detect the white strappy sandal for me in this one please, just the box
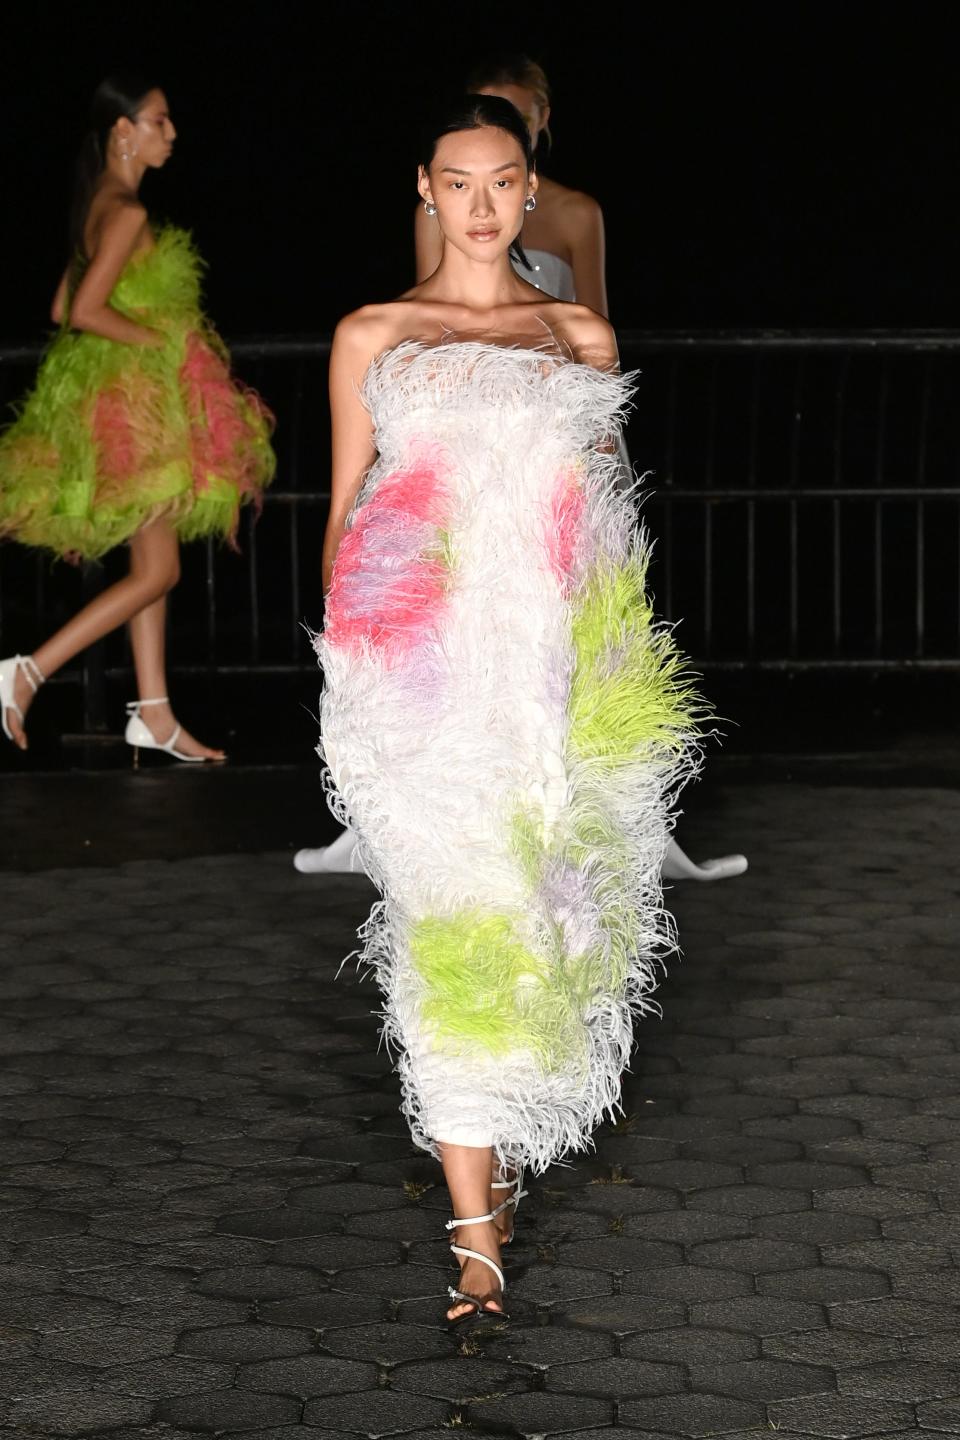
[491,1168,528,1247]
[0,654,45,747]
[124,697,206,767]
[444,1205,513,1329]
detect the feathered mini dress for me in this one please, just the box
[0,226,275,560]
[319,341,701,1175]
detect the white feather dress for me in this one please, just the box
[317,340,700,1174]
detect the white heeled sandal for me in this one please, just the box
[0,654,45,746]
[125,697,204,767]
[445,1207,511,1328]
[491,1168,528,1246]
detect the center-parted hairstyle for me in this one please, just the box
[69,73,158,268]
[419,94,535,269]
[465,53,552,153]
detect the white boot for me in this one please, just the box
[294,826,363,875]
[662,838,748,882]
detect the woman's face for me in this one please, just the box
[419,125,537,264]
[117,89,176,168]
[475,83,548,149]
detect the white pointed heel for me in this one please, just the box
[662,838,748,883]
[0,654,45,747]
[444,1209,509,1329]
[125,697,205,768]
[491,1168,528,1246]
[293,826,363,874]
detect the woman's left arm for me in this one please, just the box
[568,195,609,319]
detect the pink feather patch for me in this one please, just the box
[181,333,271,501]
[325,451,450,660]
[547,470,585,590]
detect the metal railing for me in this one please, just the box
[1,330,958,731]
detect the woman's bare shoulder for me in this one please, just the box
[333,299,433,359]
[551,303,618,368]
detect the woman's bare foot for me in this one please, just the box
[136,700,226,761]
[446,1219,505,1323]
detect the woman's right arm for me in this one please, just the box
[322,313,380,595]
[68,203,165,346]
[414,203,443,283]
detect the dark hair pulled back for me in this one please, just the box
[419,93,535,270]
[69,73,157,266]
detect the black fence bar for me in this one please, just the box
[2,330,959,732]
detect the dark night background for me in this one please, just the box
[3,2,958,340]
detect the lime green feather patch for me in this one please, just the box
[570,556,700,764]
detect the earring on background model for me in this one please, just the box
[424,200,437,216]
[524,195,537,212]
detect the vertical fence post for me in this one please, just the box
[80,563,108,733]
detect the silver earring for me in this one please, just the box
[524,195,537,212]
[424,201,437,217]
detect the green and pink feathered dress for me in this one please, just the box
[0,226,275,560]
[318,340,702,1175]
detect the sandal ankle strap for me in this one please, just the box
[20,655,45,691]
[126,696,170,714]
[445,1196,515,1232]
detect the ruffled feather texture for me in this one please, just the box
[0,227,275,560]
[318,340,703,1175]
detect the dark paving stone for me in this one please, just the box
[322,1322,452,1366]
[482,1325,614,1368]
[507,1264,613,1305]
[838,1360,960,1401]
[687,1184,809,1215]
[177,1323,317,1363]
[621,1209,752,1244]
[196,1264,324,1300]
[304,1388,450,1434]
[892,1270,960,1304]
[158,1389,301,1431]
[619,1392,765,1436]
[689,1236,817,1272]
[831,1298,959,1336]
[622,1327,759,1366]
[690,1295,828,1335]
[216,1208,346,1240]
[759,1267,891,1303]
[92,1356,233,1396]
[238,1353,378,1397]
[259,1294,385,1329]
[556,1296,686,1333]
[466,1391,612,1434]
[753,1210,881,1245]
[37,1325,178,1367]
[6,1392,153,1435]
[546,1355,682,1397]
[621,1264,752,1302]
[391,1356,528,1402]
[764,1328,903,1367]
[331,1264,447,1302]
[918,1399,960,1432]
[768,1394,916,1437]
[556,1236,679,1270]
[689,1357,835,1401]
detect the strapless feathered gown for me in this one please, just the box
[318,341,700,1174]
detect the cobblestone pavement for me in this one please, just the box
[1,779,959,1438]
